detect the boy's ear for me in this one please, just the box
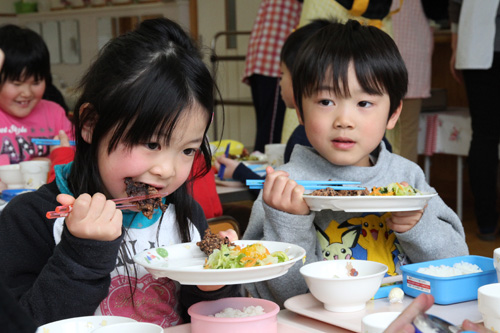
[79,103,95,144]
[386,101,403,130]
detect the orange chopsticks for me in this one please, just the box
[46,193,165,219]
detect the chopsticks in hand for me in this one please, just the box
[246,179,364,191]
[46,193,165,219]
[217,143,231,180]
[32,138,76,146]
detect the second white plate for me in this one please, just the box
[303,193,437,212]
[133,240,306,285]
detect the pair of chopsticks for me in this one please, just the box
[46,193,165,219]
[32,139,76,146]
[246,179,364,191]
[217,143,231,180]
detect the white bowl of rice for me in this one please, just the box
[188,297,279,333]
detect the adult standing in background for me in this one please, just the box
[449,0,500,240]
[391,0,433,163]
[243,0,303,153]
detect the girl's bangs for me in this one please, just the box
[105,66,203,151]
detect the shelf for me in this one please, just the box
[12,2,172,20]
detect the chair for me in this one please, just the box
[207,215,241,239]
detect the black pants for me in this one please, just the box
[463,52,500,234]
[248,74,286,153]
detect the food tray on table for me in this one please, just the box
[284,293,482,332]
[302,192,437,212]
[400,255,497,304]
[133,240,306,285]
[163,322,322,333]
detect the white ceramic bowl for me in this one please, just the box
[494,248,500,282]
[300,260,388,312]
[0,164,24,189]
[188,297,279,333]
[92,322,163,333]
[36,315,136,333]
[478,283,500,318]
[362,312,401,333]
[19,160,50,189]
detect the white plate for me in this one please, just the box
[303,193,437,212]
[36,315,137,333]
[133,240,306,285]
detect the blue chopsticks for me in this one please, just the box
[246,179,365,191]
[32,139,76,146]
[217,143,231,180]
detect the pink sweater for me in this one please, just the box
[0,99,73,165]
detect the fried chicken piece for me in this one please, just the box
[196,229,235,256]
[124,177,167,219]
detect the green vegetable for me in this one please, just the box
[204,244,290,269]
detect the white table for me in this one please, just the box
[163,294,481,333]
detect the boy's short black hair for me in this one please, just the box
[280,19,331,71]
[0,24,51,85]
[293,19,408,120]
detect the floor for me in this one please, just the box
[227,154,500,258]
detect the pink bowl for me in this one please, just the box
[188,297,279,333]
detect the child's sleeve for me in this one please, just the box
[393,173,469,262]
[47,147,75,183]
[242,194,319,308]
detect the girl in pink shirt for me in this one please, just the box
[0,24,73,166]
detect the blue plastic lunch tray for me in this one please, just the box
[400,255,497,304]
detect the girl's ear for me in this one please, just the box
[386,101,403,130]
[79,103,95,144]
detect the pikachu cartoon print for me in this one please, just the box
[316,213,402,276]
[316,227,360,260]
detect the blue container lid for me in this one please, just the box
[2,189,36,202]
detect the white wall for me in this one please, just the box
[198,0,260,149]
[0,0,16,14]
[0,0,260,149]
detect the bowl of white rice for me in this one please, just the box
[400,255,498,304]
[188,297,279,333]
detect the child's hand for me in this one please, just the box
[219,229,238,242]
[262,166,309,215]
[386,209,424,233]
[50,130,71,153]
[56,193,123,241]
[214,155,240,180]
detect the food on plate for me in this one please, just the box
[203,242,289,269]
[228,148,265,162]
[196,229,235,255]
[332,261,359,278]
[416,261,483,277]
[310,187,370,196]
[210,306,265,318]
[370,182,421,196]
[124,177,167,219]
[345,262,359,277]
